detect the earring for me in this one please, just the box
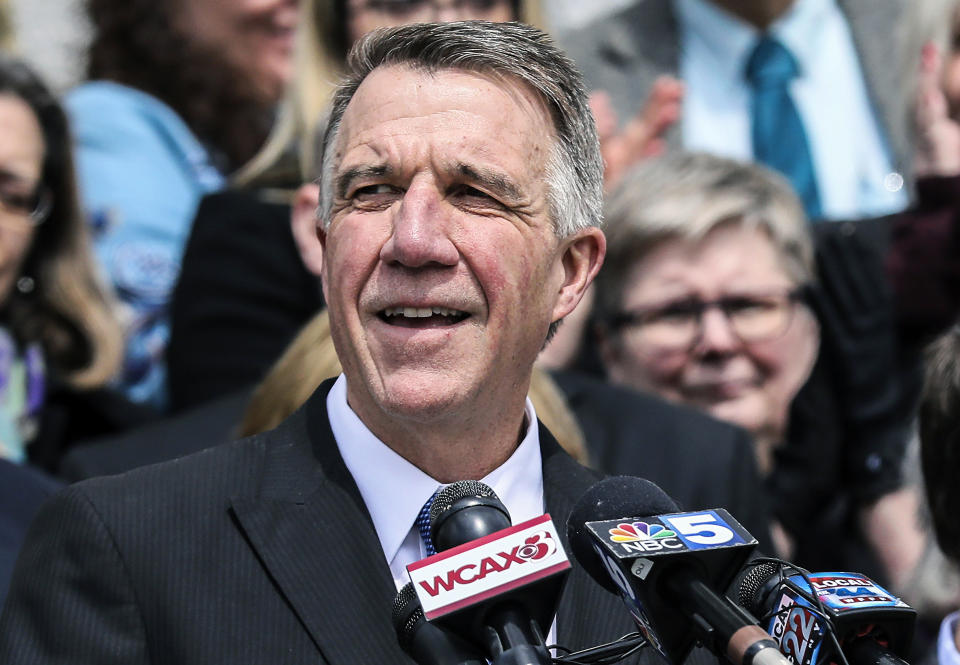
[16,276,34,294]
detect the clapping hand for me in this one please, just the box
[590,76,683,191]
[915,41,960,178]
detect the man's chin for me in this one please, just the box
[367,372,475,424]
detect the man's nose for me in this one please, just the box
[380,184,459,268]
[692,307,740,355]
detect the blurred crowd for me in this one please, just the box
[1,0,960,661]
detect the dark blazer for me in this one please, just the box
[167,189,323,413]
[0,379,718,665]
[0,461,61,608]
[58,389,252,482]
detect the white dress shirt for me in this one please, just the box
[676,0,907,219]
[327,374,546,591]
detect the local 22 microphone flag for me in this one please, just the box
[738,565,916,665]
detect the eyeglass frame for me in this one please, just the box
[606,286,812,353]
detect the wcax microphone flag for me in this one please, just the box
[407,513,569,633]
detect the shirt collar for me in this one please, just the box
[677,0,835,84]
[328,374,544,567]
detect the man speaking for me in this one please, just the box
[0,21,689,665]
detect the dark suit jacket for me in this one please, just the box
[0,379,718,664]
[0,461,61,609]
[58,389,252,482]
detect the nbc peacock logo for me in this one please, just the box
[608,522,677,543]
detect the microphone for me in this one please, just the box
[392,582,487,665]
[405,481,570,665]
[566,476,789,665]
[737,561,916,665]
[430,480,512,552]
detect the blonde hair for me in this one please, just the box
[234,0,550,185]
[239,309,588,464]
[0,54,123,388]
[595,152,813,326]
[35,191,124,389]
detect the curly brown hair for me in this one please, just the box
[85,0,275,169]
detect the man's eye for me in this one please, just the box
[354,184,398,198]
[450,184,501,206]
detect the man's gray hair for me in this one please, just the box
[595,152,814,324]
[317,21,603,237]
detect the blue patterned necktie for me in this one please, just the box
[415,489,440,556]
[745,35,822,220]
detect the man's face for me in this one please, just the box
[320,65,596,433]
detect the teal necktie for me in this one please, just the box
[745,36,822,220]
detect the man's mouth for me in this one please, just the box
[378,306,470,328]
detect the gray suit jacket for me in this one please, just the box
[559,0,911,179]
[0,379,719,665]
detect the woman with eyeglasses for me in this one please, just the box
[594,152,921,588]
[0,55,130,471]
[595,153,820,473]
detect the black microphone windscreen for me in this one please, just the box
[565,476,680,593]
[429,480,501,526]
[392,582,422,651]
[736,561,782,612]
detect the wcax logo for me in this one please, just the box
[407,514,570,620]
[417,531,556,597]
[608,522,685,553]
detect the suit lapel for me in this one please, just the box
[841,0,910,175]
[541,428,641,654]
[230,381,409,664]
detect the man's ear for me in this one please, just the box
[290,183,324,277]
[551,227,606,322]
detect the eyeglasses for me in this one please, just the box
[360,0,510,18]
[608,288,808,353]
[0,181,51,226]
